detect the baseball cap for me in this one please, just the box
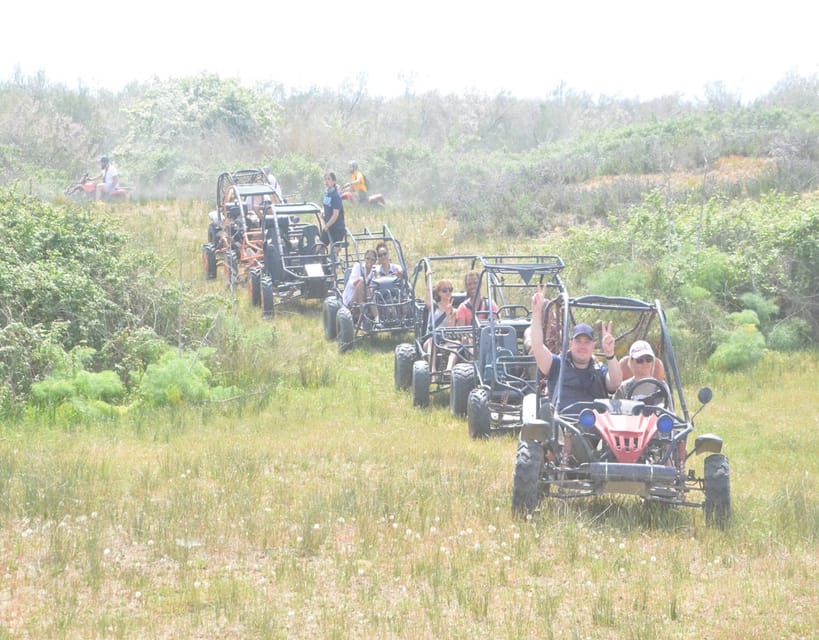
[629,340,655,359]
[571,323,595,340]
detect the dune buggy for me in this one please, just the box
[322,225,416,353]
[512,293,731,528]
[202,169,338,317]
[393,255,482,408]
[462,255,566,438]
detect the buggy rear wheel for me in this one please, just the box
[261,275,275,318]
[467,387,491,439]
[412,360,430,407]
[323,296,340,340]
[336,306,355,353]
[394,343,415,390]
[512,440,545,516]
[450,363,475,417]
[203,243,217,280]
[704,454,731,529]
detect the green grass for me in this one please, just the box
[0,201,816,638]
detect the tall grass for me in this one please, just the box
[0,201,816,638]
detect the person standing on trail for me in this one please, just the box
[321,172,346,250]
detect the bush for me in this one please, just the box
[739,292,779,332]
[138,350,237,407]
[767,317,813,351]
[31,370,125,406]
[584,263,649,298]
[707,324,766,372]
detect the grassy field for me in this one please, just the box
[0,201,816,639]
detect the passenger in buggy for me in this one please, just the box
[374,242,403,278]
[343,248,377,308]
[614,340,671,406]
[370,242,408,324]
[424,278,457,372]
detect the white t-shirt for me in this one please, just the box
[342,262,373,307]
[102,164,119,191]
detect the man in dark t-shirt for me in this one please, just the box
[529,285,622,411]
[321,172,346,248]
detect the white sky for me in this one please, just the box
[3,1,816,102]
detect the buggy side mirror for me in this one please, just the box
[697,387,713,405]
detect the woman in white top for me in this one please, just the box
[342,249,377,307]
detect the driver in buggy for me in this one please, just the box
[529,285,622,412]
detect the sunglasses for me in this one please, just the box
[439,287,453,293]
[378,252,388,258]
[634,356,654,364]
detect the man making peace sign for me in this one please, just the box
[529,285,622,411]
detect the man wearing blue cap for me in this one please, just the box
[529,285,622,411]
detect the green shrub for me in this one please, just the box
[739,292,779,331]
[584,263,649,298]
[137,351,237,407]
[707,324,766,371]
[30,370,125,406]
[767,317,813,351]
[728,309,760,328]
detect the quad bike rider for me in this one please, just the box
[65,155,130,202]
[341,161,385,207]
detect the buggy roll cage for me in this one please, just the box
[469,255,566,398]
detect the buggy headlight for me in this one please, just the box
[657,414,674,434]
[579,409,596,430]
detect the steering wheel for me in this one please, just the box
[626,377,671,408]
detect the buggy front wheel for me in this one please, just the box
[394,343,415,390]
[336,306,355,353]
[467,387,491,439]
[249,268,261,306]
[323,296,340,340]
[450,363,475,417]
[261,275,275,318]
[512,440,545,516]
[412,360,430,407]
[203,243,217,280]
[704,454,731,529]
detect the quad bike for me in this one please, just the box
[512,294,731,529]
[341,184,386,207]
[64,174,131,202]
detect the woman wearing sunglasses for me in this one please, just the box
[614,340,670,404]
[424,278,457,372]
[374,242,404,278]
